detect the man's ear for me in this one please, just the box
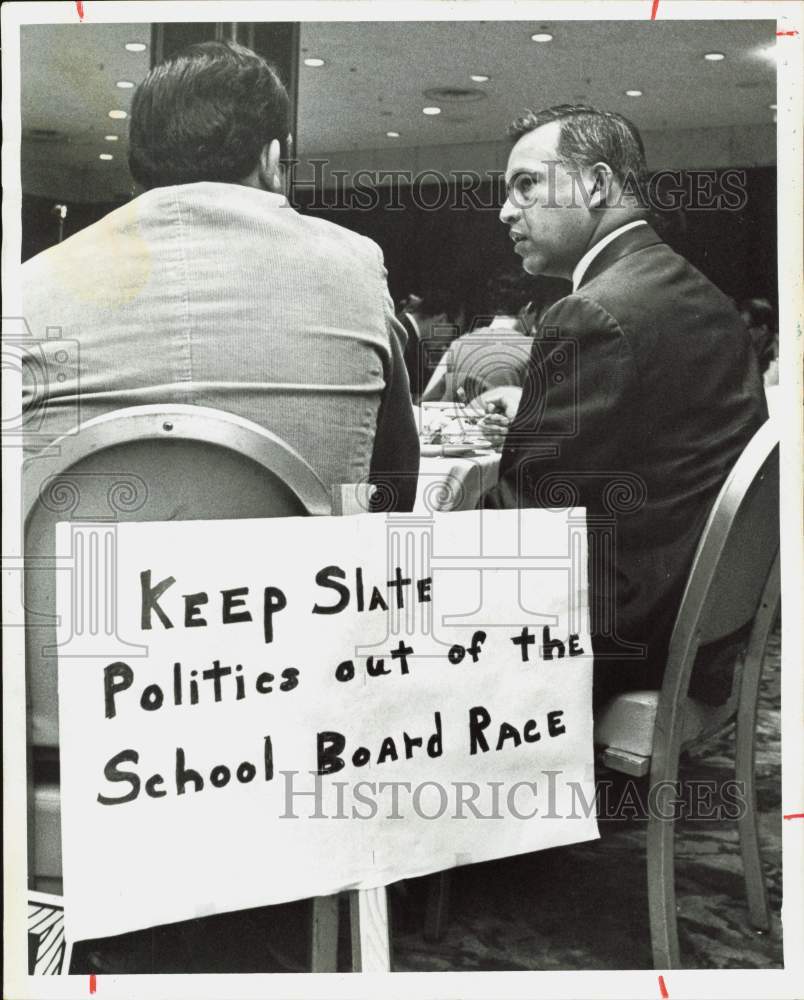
[257,139,284,194]
[588,162,616,209]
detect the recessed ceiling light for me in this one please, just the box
[104,135,119,141]
[108,109,127,119]
[125,42,147,52]
[531,32,553,43]
[422,106,441,116]
[99,153,114,161]
[116,80,135,89]
[303,57,325,67]
[470,74,490,83]
[386,131,400,138]
[703,52,726,61]
[625,89,643,97]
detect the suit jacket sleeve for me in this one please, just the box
[483,294,638,510]
[369,288,421,512]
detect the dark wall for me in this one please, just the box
[659,168,777,310]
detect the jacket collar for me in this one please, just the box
[577,221,664,289]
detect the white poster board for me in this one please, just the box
[56,508,597,942]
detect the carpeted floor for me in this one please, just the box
[392,623,783,971]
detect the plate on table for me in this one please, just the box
[420,442,492,457]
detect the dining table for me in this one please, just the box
[414,452,501,512]
[412,403,502,513]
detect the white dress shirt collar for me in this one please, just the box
[571,219,647,291]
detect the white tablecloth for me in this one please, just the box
[414,452,501,512]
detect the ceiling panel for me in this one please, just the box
[297,20,776,152]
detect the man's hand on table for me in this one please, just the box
[471,386,523,449]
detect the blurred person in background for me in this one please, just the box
[397,283,464,401]
[739,297,778,387]
[422,269,565,403]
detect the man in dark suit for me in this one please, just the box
[480,105,768,705]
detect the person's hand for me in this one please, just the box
[478,411,510,449]
[472,386,523,419]
[471,386,523,449]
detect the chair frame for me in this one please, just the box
[640,421,779,967]
[23,403,332,521]
[426,420,780,970]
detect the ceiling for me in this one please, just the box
[297,20,776,150]
[21,23,150,199]
[20,19,776,202]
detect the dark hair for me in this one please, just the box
[508,104,648,197]
[402,278,464,323]
[129,40,291,190]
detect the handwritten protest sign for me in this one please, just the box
[56,508,597,941]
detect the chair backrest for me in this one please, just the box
[684,420,779,646]
[655,419,779,748]
[24,404,332,747]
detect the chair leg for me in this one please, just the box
[349,888,392,972]
[646,774,681,968]
[735,667,770,930]
[734,580,778,932]
[424,871,451,943]
[310,894,340,972]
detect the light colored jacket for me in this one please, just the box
[22,182,418,507]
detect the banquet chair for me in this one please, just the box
[594,418,779,968]
[425,419,780,970]
[23,403,339,968]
